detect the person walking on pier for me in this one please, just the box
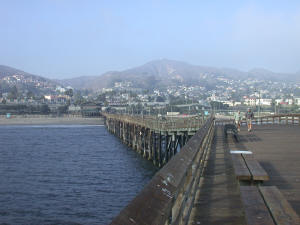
[234,110,242,131]
[246,108,254,132]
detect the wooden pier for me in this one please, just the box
[108,113,300,225]
[103,113,205,167]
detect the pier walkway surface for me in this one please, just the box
[189,124,300,225]
[233,125,300,215]
[189,126,246,225]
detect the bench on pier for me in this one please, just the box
[231,152,269,183]
[240,186,300,225]
[224,123,239,140]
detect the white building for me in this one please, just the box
[286,99,293,105]
[244,98,256,106]
[44,95,54,101]
[221,100,242,107]
[244,98,272,106]
[294,98,300,106]
[275,99,283,105]
[68,105,81,112]
[258,99,272,106]
[56,86,66,93]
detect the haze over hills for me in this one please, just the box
[1,60,300,94]
[59,59,300,91]
[0,65,60,94]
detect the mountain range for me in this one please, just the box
[60,59,300,91]
[1,59,299,93]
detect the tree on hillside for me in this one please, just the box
[97,93,106,102]
[156,96,165,102]
[148,96,154,102]
[34,95,45,101]
[106,90,116,97]
[293,87,300,96]
[26,91,35,99]
[7,85,18,100]
[129,92,137,98]
[66,99,71,106]
[65,89,73,97]
[143,89,150,94]
[73,90,85,105]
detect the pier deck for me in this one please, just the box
[190,124,300,224]
[189,126,246,225]
[231,124,300,216]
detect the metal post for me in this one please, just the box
[258,91,261,120]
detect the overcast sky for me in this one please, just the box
[1,0,300,79]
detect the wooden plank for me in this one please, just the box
[231,154,251,180]
[240,186,275,225]
[190,127,247,225]
[242,154,269,181]
[234,125,300,215]
[259,186,300,225]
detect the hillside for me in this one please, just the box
[59,59,245,91]
[1,60,299,94]
[60,59,299,91]
[0,65,59,94]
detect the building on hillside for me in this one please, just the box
[68,105,81,113]
[244,98,256,106]
[257,99,272,106]
[244,98,272,106]
[44,95,54,101]
[45,95,70,104]
[275,99,283,105]
[56,86,66,93]
[294,98,300,106]
[81,104,101,117]
[220,100,242,107]
[285,99,294,105]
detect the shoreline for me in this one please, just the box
[0,116,104,125]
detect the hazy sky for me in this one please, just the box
[1,0,300,78]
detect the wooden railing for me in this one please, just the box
[242,113,300,125]
[109,117,215,225]
[102,112,206,132]
[215,113,300,126]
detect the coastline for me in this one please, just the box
[0,115,104,125]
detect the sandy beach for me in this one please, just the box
[0,115,104,125]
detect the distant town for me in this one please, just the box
[1,73,300,117]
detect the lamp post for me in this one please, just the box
[254,89,261,123]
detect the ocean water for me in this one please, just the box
[0,125,157,225]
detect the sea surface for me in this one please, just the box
[0,125,157,225]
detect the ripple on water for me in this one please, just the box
[0,125,157,225]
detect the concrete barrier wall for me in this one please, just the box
[110,117,215,225]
